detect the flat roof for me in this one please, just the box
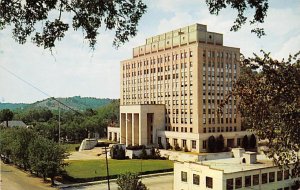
[201,155,275,173]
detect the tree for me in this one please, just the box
[242,135,249,149]
[249,134,257,149]
[216,134,224,152]
[10,128,36,170]
[28,136,67,185]
[116,172,148,190]
[221,51,300,176]
[207,135,216,153]
[0,0,147,50]
[0,109,14,127]
[205,0,269,37]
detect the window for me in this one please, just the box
[269,172,275,183]
[262,173,268,184]
[181,171,187,182]
[284,170,289,180]
[245,175,251,187]
[193,174,200,185]
[226,179,233,190]
[235,177,242,189]
[253,174,259,186]
[192,140,196,149]
[277,171,283,181]
[206,177,213,188]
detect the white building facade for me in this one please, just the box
[174,149,299,190]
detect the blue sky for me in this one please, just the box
[1,0,300,103]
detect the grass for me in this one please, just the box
[62,143,81,152]
[65,159,174,178]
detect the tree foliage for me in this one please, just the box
[221,51,300,175]
[116,172,148,190]
[0,127,67,185]
[0,109,14,127]
[0,0,147,50]
[205,0,268,37]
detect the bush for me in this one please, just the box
[242,135,249,149]
[165,142,171,150]
[139,146,148,159]
[116,172,148,190]
[207,135,216,153]
[216,134,224,152]
[111,145,126,160]
[184,146,188,152]
[75,146,80,151]
[249,134,256,149]
[174,143,181,151]
[158,142,163,149]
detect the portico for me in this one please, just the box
[120,104,165,146]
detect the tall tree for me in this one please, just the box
[0,0,147,50]
[221,51,300,176]
[28,136,67,185]
[0,109,14,127]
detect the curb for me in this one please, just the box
[58,172,173,189]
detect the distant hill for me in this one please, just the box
[0,96,114,111]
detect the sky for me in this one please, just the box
[0,0,299,103]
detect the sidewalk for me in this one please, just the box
[58,172,173,189]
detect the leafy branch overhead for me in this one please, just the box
[205,0,269,37]
[0,0,147,50]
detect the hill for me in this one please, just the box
[0,96,114,111]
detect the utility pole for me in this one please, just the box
[58,104,61,145]
[105,145,110,190]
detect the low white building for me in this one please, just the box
[174,148,299,190]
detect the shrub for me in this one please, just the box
[165,142,171,150]
[184,146,188,152]
[249,134,257,149]
[216,134,224,152]
[116,172,148,190]
[242,135,249,149]
[139,146,148,159]
[207,135,216,153]
[174,143,181,151]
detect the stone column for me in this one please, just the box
[120,113,126,144]
[126,113,132,146]
[132,113,139,145]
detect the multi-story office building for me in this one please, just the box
[108,23,251,152]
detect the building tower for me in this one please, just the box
[108,23,250,152]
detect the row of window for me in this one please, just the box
[226,170,296,189]
[181,170,296,189]
[181,172,213,188]
[123,51,193,70]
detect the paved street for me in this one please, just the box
[0,161,57,190]
[62,174,173,190]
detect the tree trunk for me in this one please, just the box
[51,176,55,186]
[6,120,8,127]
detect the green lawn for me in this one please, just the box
[65,159,173,178]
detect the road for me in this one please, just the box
[0,161,57,190]
[62,174,173,190]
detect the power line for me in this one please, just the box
[0,64,82,115]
